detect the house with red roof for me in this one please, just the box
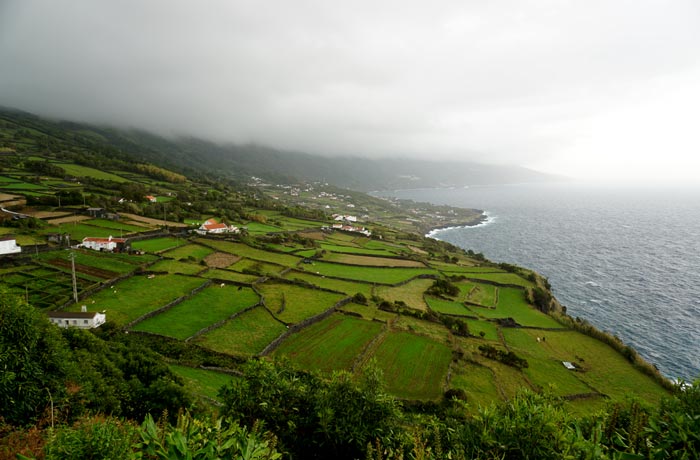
[196,218,239,235]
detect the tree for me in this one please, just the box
[0,289,72,425]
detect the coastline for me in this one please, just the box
[424,210,494,238]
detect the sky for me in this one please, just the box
[1,1,699,185]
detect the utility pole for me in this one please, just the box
[69,251,78,304]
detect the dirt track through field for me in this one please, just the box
[47,215,92,225]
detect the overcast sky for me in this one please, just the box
[1,1,699,185]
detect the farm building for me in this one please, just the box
[196,218,239,235]
[82,236,129,252]
[145,195,157,203]
[0,236,21,255]
[47,310,106,329]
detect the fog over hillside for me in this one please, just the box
[1,1,699,185]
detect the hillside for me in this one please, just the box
[1,108,693,460]
[0,107,560,191]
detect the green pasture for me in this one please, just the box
[275,216,324,231]
[83,218,148,233]
[463,272,534,288]
[201,269,259,284]
[37,223,115,241]
[338,304,397,323]
[37,249,142,275]
[361,240,403,254]
[320,243,394,257]
[449,363,502,407]
[168,365,236,401]
[393,315,451,343]
[322,252,426,268]
[470,287,563,329]
[195,239,300,267]
[132,285,259,340]
[275,314,382,373]
[256,282,345,324]
[375,278,433,310]
[464,319,500,341]
[520,330,669,403]
[56,163,130,182]
[229,258,286,276]
[195,307,286,356]
[371,332,452,400]
[298,261,436,284]
[262,243,305,253]
[426,296,473,316]
[0,181,48,190]
[70,274,205,325]
[244,222,283,234]
[131,237,186,253]
[283,270,373,297]
[162,243,215,261]
[148,259,203,275]
[459,281,497,306]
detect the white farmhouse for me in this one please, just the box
[0,236,21,255]
[82,236,128,252]
[48,309,106,329]
[196,218,238,235]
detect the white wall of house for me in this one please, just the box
[0,239,21,255]
[49,313,106,329]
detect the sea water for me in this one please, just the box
[378,183,700,382]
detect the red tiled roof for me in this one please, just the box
[204,223,228,230]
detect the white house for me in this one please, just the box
[0,236,21,255]
[196,218,238,235]
[82,236,128,252]
[48,309,106,329]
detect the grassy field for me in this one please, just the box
[459,281,497,306]
[161,243,215,261]
[464,319,500,341]
[256,282,345,324]
[338,304,397,323]
[298,261,436,284]
[38,223,119,241]
[194,239,300,267]
[131,237,187,253]
[229,258,286,276]
[393,315,452,343]
[319,243,395,257]
[244,222,284,234]
[375,278,433,310]
[283,270,373,297]
[37,249,144,275]
[148,259,204,275]
[425,296,473,316]
[201,269,260,284]
[322,253,426,267]
[518,329,669,403]
[131,285,259,339]
[56,163,130,182]
[449,363,503,407]
[70,274,205,325]
[83,218,149,233]
[471,287,564,329]
[195,307,286,356]
[275,315,383,372]
[463,272,534,288]
[168,364,236,401]
[371,331,452,400]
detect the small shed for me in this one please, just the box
[562,361,576,370]
[0,236,21,255]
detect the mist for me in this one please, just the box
[1,0,699,185]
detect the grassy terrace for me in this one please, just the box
[132,285,259,339]
[460,281,497,306]
[168,365,236,402]
[132,237,187,253]
[425,296,473,316]
[201,269,260,284]
[148,259,204,275]
[461,272,534,288]
[371,331,452,400]
[230,258,286,276]
[256,281,345,324]
[194,238,300,267]
[322,252,426,267]
[56,163,130,182]
[275,315,383,372]
[283,270,374,297]
[319,243,397,257]
[69,274,205,325]
[194,307,286,356]
[36,249,150,275]
[296,260,436,284]
[82,218,150,233]
[375,278,434,310]
[468,287,564,329]
[161,244,215,261]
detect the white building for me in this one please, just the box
[82,236,128,252]
[48,310,106,329]
[0,236,21,255]
[196,218,238,235]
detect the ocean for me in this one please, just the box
[378,183,700,382]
